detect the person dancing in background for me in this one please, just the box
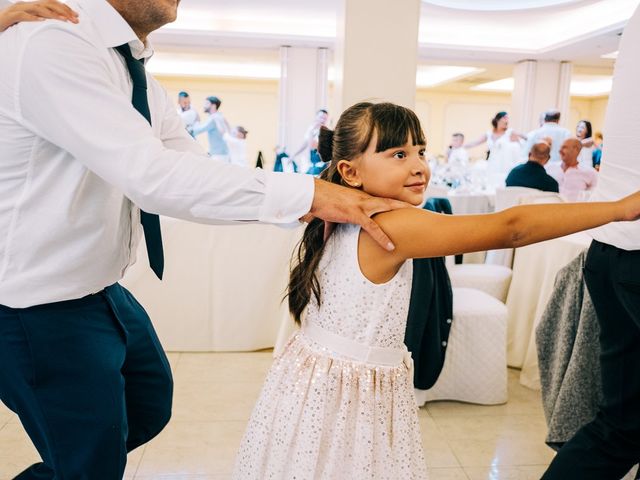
[233,101,640,479]
[575,119,596,169]
[291,109,331,175]
[464,111,527,179]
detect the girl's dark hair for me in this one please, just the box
[287,102,426,323]
[491,111,508,129]
[578,119,593,140]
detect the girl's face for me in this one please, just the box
[338,133,430,206]
[497,115,509,130]
[576,122,587,138]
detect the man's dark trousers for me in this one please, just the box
[543,240,640,479]
[0,283,173,479]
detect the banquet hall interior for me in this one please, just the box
[1,0,639,479]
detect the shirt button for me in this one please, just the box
[442,341,447,347]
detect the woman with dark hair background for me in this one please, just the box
[576,119,596,169]
[464,111,527,181]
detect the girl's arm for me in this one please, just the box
[581,137,595,148]
[511,131,527,142]
[0,0,78,32]
[462,133,488,149]
[358,194,640,282]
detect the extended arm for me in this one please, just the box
[362,195,639,270]
[463,133,488,149]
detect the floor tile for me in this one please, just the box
[135,421,245,476]
[428,467,471,480]
[171,381,261,422]
[447,436,554,467]
[173,352,273,384]
[464,465,549,480]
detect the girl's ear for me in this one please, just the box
[336,159,362,188]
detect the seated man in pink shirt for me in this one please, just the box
[548,138,598,201]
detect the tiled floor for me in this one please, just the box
[0,352,555,480]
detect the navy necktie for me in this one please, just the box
[115,43,164,280]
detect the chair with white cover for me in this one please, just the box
[415,287,508,406]
[446,260,513,303]
[485,187,542,267]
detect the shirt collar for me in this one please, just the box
[78,0,154,60]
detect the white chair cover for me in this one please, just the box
[448,264,513,303]
[415,287,508,406]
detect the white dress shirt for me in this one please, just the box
[525,123,571,164]
[0,0,313,307]
[590,5,640,251]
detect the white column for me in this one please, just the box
[278,46,330,153]
[333,0,421,113]
[511,60,573,132]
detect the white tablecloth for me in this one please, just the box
[447,190,496,215]
[121,219,303,351]
[426,185,496,215]
[505,232,593,389]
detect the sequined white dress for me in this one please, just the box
[232,224,427,479]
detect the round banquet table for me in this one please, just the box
[505,232,593,389]
[121,218,303,351]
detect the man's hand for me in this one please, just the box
[305,178,413,251]
[0,0,78,32]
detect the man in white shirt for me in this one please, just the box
[542,5,640,479]
[525,109,571,165]
[548,138,598,201]
[0,1,406,478]
[176,90,199,136]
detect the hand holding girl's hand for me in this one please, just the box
[0,0,78,32]
[617,191,640,222]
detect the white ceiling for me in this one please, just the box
[148,0,640,94]
[153,0,637,67]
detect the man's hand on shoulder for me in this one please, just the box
[0,0,78,32]
[306,178,412,252]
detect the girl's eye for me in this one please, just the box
[419,149,426,157]
[393,151,406,159]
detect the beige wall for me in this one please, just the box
[157,75,279,168]
[156,75,608,168]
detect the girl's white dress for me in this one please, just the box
[232,224,427,479]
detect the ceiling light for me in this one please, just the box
[570,75,613,97]
[471,77,515,92]
[472,75,613,96]
[422,0,583,11]
[147,54,280,79]
[601,51,619,59]
[416,65,484,88]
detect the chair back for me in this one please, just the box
[495,186,541,211]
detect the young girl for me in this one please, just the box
[232,102,640,479]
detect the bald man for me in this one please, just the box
[548,137,598,201]
[506,141,559,192]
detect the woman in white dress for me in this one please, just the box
[465,111,527,177]
[232,102,640,480]
[576,119,595,169]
